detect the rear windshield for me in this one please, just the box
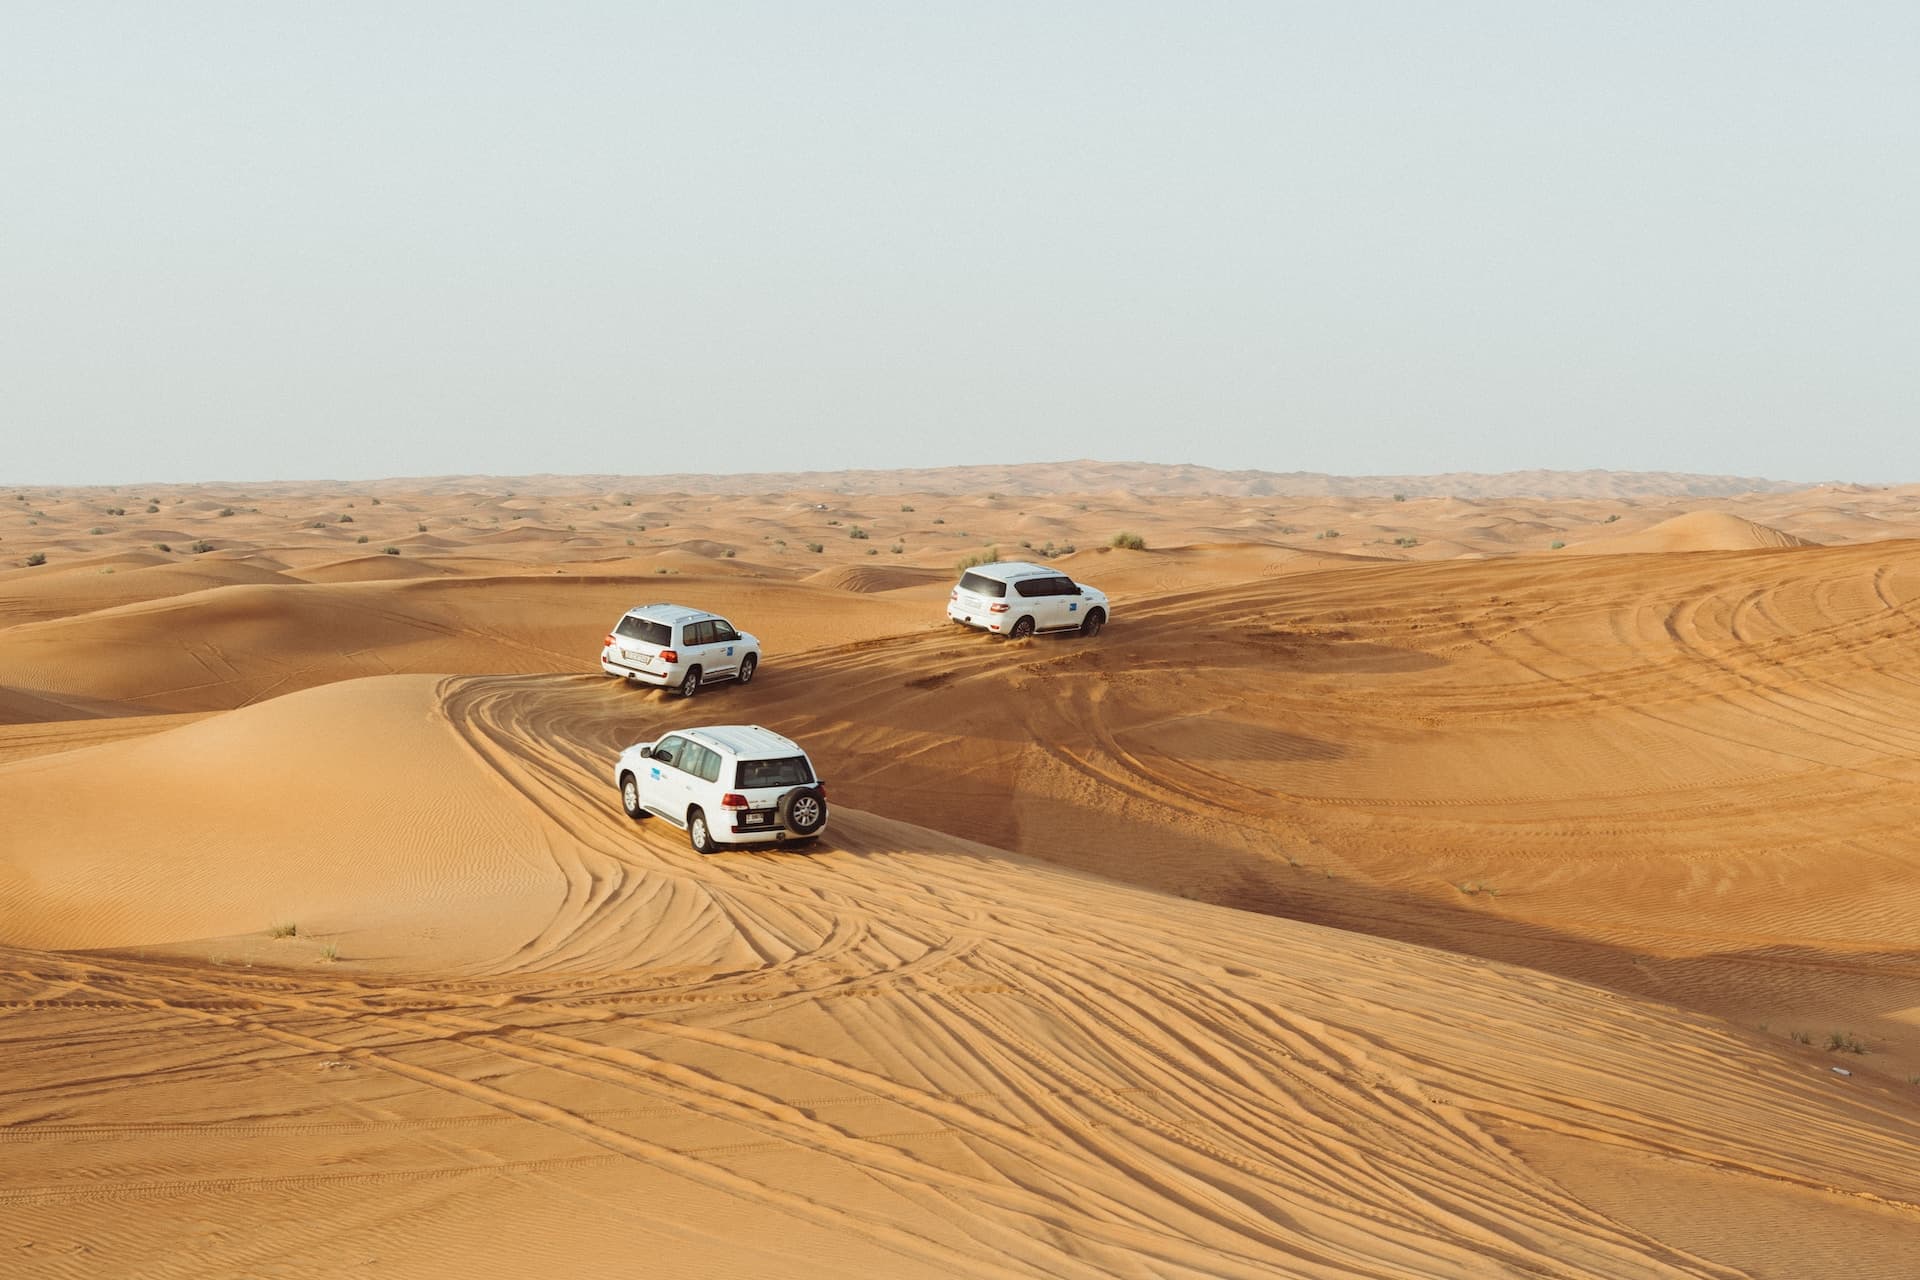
[958,572,1006,598]
[615,615,672,646]
[736,756,815,789]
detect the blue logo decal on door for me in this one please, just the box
[649,767,662,780]
[727,645,734,656]
[1069,602,1079,612]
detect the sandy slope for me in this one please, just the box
[5,476,1920,1277]
[5,674,1919,1278]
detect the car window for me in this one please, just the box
[1013,578,1048,598]
[683,620,714,646]
[615,616,671,646]
[710,620,740,643]
[686,743,723,783]
[736,756,814,789]
[958,572,1007,599]
[1046,577,1077,596]
[652,734,687,767]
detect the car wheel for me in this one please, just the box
[1009,615,1036,640]
[737,654,758,685]
[688,808,717,854]
[678,668,701,698]
[1080,608,1105,638]
[779,786,828,836]
[620,773,648,820]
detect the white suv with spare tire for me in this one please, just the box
[947,562,1108,639]
[601,603,760,696]
[614,724,829,853]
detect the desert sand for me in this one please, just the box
[4,467,1920,1277]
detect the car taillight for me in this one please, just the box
[989,602,1010,613]
[659,649,678,664]
[603,633,616,648]
[949,589,958,600]
[813,781,826,795]
[720,793,748,811]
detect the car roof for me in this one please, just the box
[957,561,1061,582]
[622,602,722,625]
[669,725,805,759]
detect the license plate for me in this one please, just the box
[741,812,772,827]
[622,649,650,664]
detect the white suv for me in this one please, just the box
[947,562,1108,639]
[614,724,829,853]
[601,603,761,697]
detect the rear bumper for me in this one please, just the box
[715,823,819,845]
[945,605,1002,633]
[601,655,671,686]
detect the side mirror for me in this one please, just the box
[638,745,655,758]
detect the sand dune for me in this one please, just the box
[1570,510,1816,554]
[5,475,1920,1276]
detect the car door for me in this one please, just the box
[705,618,743,679]
[643,734,694,819]
[681,620,723,680]
[1046,576,1084,630]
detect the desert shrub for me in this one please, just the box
[319,942,340,962]
[1019,539,1032,549]
[154,543,171,552]
[268,922,297,938]
[189,540,212,554]
[1109,531,1147,550]
[900,503,914,512]
[956,546,1000,572]
[89,526,105,535]
[1550,540,1566,550]
[1827,1031,1868,1054]
[1315,529,1340,540]
[865,547,879,555]
[826,518,840,526]
[416,522,427,531]
[848,526,869,540]
[1605,513,1621,523]
[931,516,945,525]
[805,541,824,553]
[218,507,235,517]
[355,534,369,543]
[146,504,159,513]
[1393,492,1408,502]
[1395,536,1419,548]
[723,548,736,558]
[338,514,353,523]
[890,543,904,554]
[24,551,46,566]
[382,545,399,555]
[370,497,381,505]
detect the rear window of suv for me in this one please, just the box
[958,572,1007,598]
[736,756,815,789]
[615,616,672,646]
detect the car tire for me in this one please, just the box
[688,808,717,854]
[620,773,648,821]
[737,654,758,685]
[678,668,701,698]
[779,786,828,837]
[1009,615,1036,640]
[1080,608,1105,638]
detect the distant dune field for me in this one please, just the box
[4,470,1920,1278]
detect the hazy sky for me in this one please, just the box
[4,3,1916,484]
